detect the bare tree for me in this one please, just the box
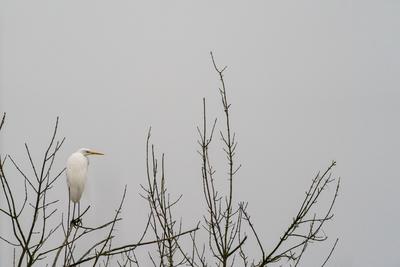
[191,53,340,267]
[0,114,67,266]
[0,53,340,266]
[0,113,196,267]
[194,53,245,267]
[139,128,199,267]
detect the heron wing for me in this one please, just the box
[66,153,88,203]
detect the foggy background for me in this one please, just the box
[1,1,399,266]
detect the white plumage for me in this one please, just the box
[66,150,89,202]
[66,148,104,222]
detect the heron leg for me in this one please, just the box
[68,187,71,226]
[71,203,76,226]
[71,202,82,226]
[66,190,72,261]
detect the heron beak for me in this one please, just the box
[88,150,104,156]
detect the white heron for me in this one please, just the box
[66,148,104,225]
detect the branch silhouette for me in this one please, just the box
[0,53,340,266]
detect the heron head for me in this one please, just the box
[78,148,105,157]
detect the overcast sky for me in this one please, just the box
[1,1,399,266]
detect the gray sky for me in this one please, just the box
[1,1,399,266]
